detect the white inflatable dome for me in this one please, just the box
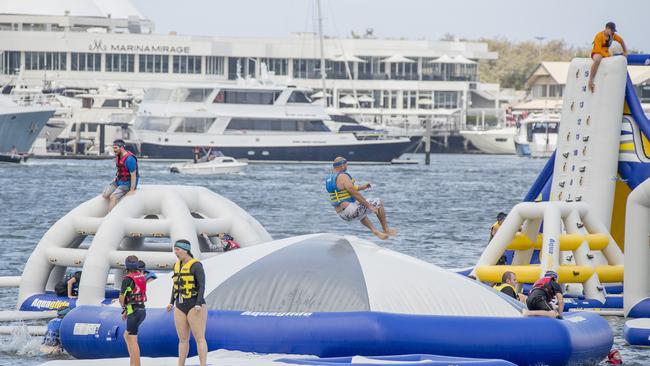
[143,233,523,317]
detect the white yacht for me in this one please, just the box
[132,84,416,163]
[459,127,516,154]
[0,94,55,162]
[514,113,560,158]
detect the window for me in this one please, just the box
[263,58,288,75]
[174,118,215,133]
[71,53,101,71]
[24,52,67,70]
[1,51,20,74]
[357,56,385,80]
[102,99,119,107]
[106,54,134,72]
[549,84,564,98]
[221,90,280,105]
[293,59,321,79]
[139,54,168,73]
[134,117,172,131]
[173,55,201,74]
[206,56,224,75]
[179,88,212,102]
[434,91,460,109]
[287,91,311,103]
[226,118,329,132]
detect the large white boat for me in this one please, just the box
[459,127,516,154]
[514,113,560,158]
[132,84,417,162]
[0,94,55,162]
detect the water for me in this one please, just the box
[0,155,646,365]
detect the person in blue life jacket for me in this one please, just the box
[524,270,564,319]
[138,260,158,283]
[120,255,148,366]
[41,307,71,354]
[102,139,139,211]
[325,156,397,240]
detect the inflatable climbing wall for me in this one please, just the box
[551,57,628,228]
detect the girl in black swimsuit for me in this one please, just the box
[166,240,208,366]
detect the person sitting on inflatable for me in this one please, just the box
[493,271,526,302]
[524,270,564,319]
[588,21,627,93]
[325,157,397,240]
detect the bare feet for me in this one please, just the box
[385,228,398,236]
[372,230,389,240]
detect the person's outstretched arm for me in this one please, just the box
[339,175,374,211]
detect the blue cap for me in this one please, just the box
[544,270,558,279]
[125,257,139,270]
[174,240,192,252]
[333,159,347,167]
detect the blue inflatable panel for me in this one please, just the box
[277,354,515,366]
[19,291,115,311]
[628,298,650,318]
[60,306,612,365]
[563,296,623,311]
[623,318,650,346]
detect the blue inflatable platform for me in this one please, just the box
[60,306,612,366]
[277,354,515,366]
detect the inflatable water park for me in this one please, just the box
[6,54,650,366]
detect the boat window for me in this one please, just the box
[287,91,311,103]
[181,89,213,102]
[531,122,559,135]
[134,117,172,132]
[222,159,234,163]
[86,123,99,132]
[219,90,280,105]
[82,97,93,109]
[174,118,215,133]
[144,88,173,102]
[102,99,120,108]
[227,118,329,132]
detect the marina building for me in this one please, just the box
[0,0,500,133]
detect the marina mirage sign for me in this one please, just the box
[88,40,191,54]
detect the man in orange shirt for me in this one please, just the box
[588,22,627,93]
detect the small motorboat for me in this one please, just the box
[0,153,27,164]
[170,156,247,174]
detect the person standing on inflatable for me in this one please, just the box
[588,22,627,93]
[325,157,397,240]
[166,239,208,366]
[119,255,147,366]
[102,139,139,211]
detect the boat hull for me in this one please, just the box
[460,128,516,155]
[140,139,417,163]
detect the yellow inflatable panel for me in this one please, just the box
[584,234,610,250]
[506,232,533,250]
[476,265,597,284]
[558,234,585,250]
[595,265,624,282]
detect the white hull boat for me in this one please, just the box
[170,156,247,175]
[460,127,516,154]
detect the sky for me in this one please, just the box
[132,0,650,52]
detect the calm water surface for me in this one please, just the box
[0,155,646,365]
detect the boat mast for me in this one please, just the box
[317,0,327,106]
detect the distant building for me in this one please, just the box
[0,0,500,130]
[521,60,650,112]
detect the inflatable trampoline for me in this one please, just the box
[59,234,612,366]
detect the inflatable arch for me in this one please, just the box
[17,185,271,310]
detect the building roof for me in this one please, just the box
[0,0,143,19]
[526,60,650,88]
[512,98,563,111]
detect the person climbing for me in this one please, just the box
[325,157,397,240]
[120,255,147,366]
[588,22,627,93]
[492,271,526,302]
[166,239,208,366]
[54,270,82,298]
[524,270,564,319]
[40,307,71,354]
[218,233,241,251]
[490,212,507,241]
[138,260,158,283]
[102,139,139,212]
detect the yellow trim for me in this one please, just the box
[619,142,634,151]
[506,233,533,250]
[610,180,631,252]
[476,264,623,284]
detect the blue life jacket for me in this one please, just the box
[325,172,357,206]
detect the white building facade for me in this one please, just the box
[0,0,498,130]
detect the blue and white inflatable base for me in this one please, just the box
[60,306,612,366]
[623,318,650,347]
[19,291,118,311]
[627,298,650,318]
[278,354,515,366]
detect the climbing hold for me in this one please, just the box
[563,162,567,172]
[582,136,589,142]
[586,116,591,125]
[571,102,575,111]
[575,196,582,201]
[562,152,570,158]
[567,132,571,141]
[579,176,584,186]
[559,181,566,188]
[579,166,586,172]
[576,70,580,78]
[582,146,587,155]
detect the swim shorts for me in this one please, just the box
[337,198,382,221]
